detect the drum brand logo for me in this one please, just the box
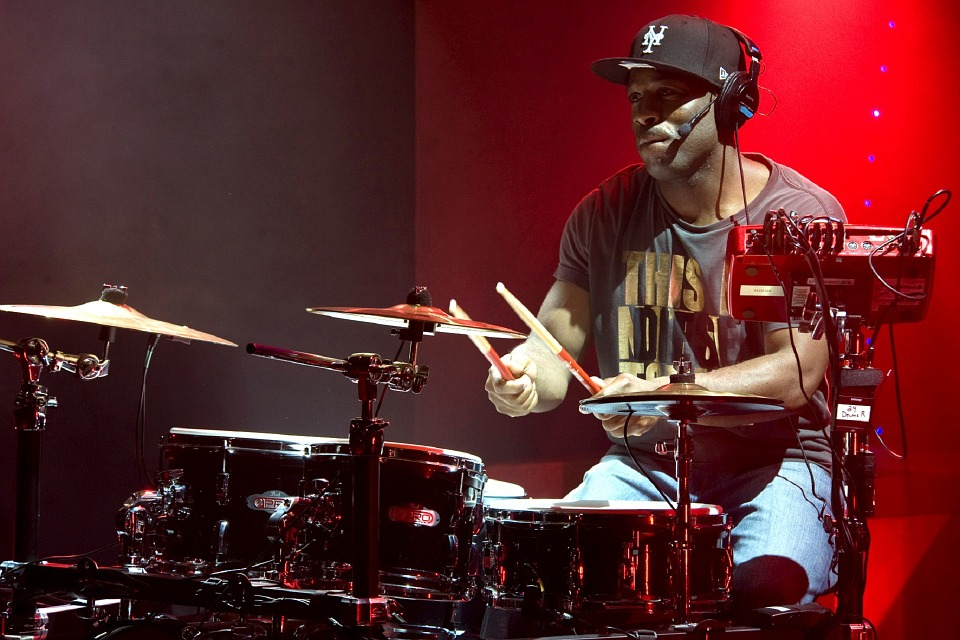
[388,504,440,527]
[246,490,291,512]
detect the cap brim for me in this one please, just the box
[590,57,721,90]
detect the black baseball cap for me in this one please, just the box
[591,14,746,90]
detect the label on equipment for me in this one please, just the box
[247,490,291,512]
[806,277,856,286]
[738,284,784,297]
[388,504,439,527]
[838,404,871,422]
[872,278,927,309]
[791,285,811,308]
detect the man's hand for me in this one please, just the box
[485,351,539,417]
[589,372,665,438]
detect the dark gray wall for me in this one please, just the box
[0,2,416,562]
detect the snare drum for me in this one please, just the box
[482,499,731,617]
[117,428,486,601]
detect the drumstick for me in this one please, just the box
[495,282,603,394]
[449,299,515,380]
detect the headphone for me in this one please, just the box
[715,27,763,134]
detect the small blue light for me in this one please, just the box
[876,427,884,435]
[868,154,876,162]
[888,21,896,28]
[880,65,888,73]
[873,109,881,117]
[865,200,873,207]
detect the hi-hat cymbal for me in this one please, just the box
[579,382,785,426]
[0,298,237,346]
[307,304,525,340]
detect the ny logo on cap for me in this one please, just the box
[641,25,668,54]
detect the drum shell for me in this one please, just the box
[299,440,485,600]
[155,430,323,569]
[482,500,731,615]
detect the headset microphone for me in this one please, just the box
[677,95,718,138]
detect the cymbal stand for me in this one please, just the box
[0,337,107,638]
[346,354,388,604]
[245,344,427,627]
[658,357,701,626]
[10,338,53,566]
[0,337,109,562]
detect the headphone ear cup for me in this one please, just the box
[715,71,758,133]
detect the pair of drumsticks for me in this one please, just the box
[449,283,602,395]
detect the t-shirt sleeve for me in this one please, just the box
[553,189,597,290]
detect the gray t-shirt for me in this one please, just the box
[555,154,846,470]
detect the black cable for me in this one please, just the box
[757,219,836,501]
[734,127,751,225]
[858,191,951,461]
[136,333,161,488]
[918,188,951,225]
[867,188,949,300]
[883,323,908,459]
[620,414,677,511]
[735,115,837,516]
[757,211,858,590]
[374,342,404,417]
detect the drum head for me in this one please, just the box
[482,478,527,500]
[486,498,722,517]
[167,427,340,456]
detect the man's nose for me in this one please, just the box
[632,100,660,127]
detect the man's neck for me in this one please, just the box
[658,150,770,226]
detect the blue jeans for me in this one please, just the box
[564,445,836,610]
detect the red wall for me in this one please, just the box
[415,1,960,636]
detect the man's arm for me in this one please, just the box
[694,326,829,410]
[590,325,829,435]
[596,325,828,410]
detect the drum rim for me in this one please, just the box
[166,427,484,467]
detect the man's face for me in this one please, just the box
[626,67,718,176]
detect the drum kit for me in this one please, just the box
[0,284,795,639]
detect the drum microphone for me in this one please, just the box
[677,95,718,138]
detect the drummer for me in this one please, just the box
[485,14,843,612]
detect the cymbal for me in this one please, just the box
[579,382,785,426]
[0,299,237,346]
[307,304,526,340]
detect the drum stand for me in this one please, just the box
[0,336,108,638]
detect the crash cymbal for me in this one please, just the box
[0,288,237,346]
[307,303,526,340]
[579,382,785,426]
